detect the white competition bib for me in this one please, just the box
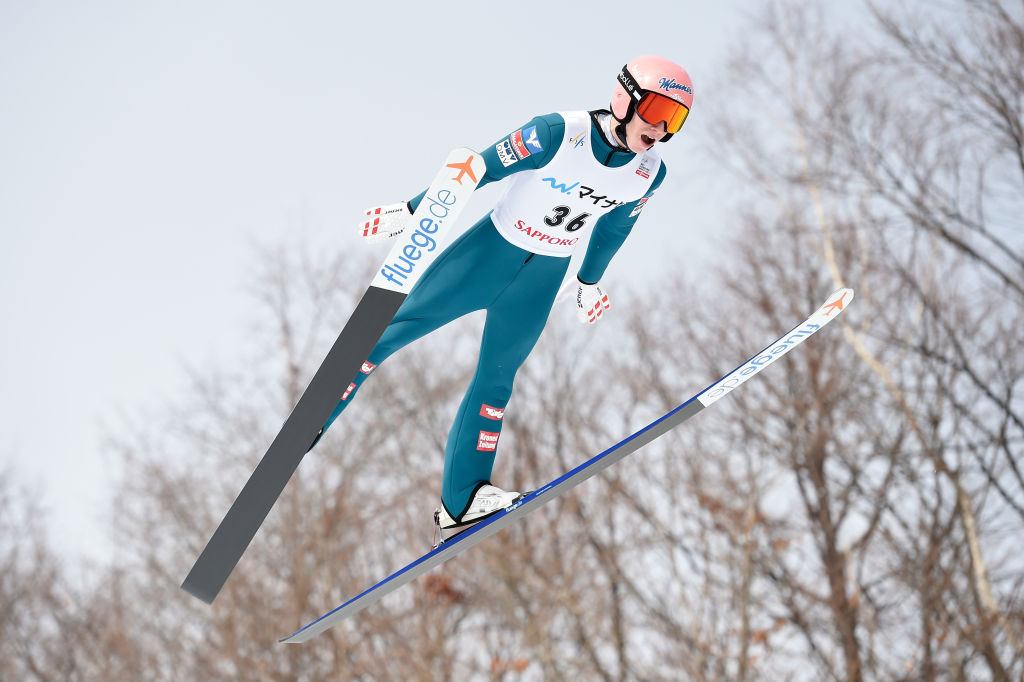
[491,111,660,257]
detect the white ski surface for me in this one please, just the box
[280,288,854,643]
[370,149,487,293]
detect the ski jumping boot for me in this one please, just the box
[433,484,524,547]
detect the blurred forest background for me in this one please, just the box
[3,1,1022,679]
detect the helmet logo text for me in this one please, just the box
[658,77,693,95]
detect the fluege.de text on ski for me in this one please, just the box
[377,190,457,288]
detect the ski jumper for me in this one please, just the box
[322,111,668,520]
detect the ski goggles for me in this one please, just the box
[618,66,690,134]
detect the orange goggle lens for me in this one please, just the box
[636,92,690,134]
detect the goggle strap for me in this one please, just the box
[618,66,645,103]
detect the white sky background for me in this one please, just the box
[0,0,750,562]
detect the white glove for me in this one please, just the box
[360,202,412,240]
[576,280,610,324]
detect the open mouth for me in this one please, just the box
[640,134,656,146]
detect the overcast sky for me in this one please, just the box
[0,0,749,562]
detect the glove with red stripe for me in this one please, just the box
[576,279,610,324]
[360,202,412,240]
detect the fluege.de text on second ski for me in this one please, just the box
[700,322,821,404]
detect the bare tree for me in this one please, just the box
[0,467,80,681]
[704,0,1024,679]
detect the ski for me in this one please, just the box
[280,287,855,643]
[181,149,487,604]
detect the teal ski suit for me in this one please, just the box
[322,111,667,521]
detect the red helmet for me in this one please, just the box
[611,55,693,141]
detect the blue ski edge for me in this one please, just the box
[280,395,700,643]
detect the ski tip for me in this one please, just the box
[828,286,855,302]
[443,147,486,189]
[820,287,854,318]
